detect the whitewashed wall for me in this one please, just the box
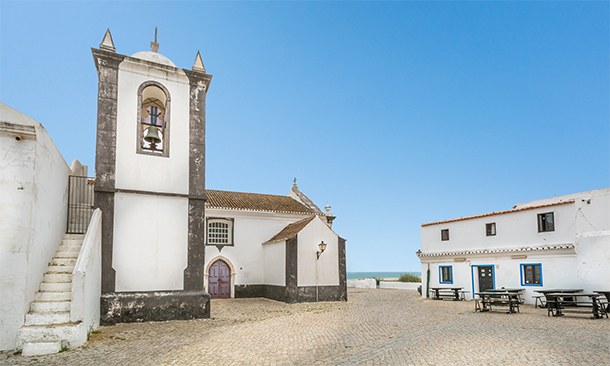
[0,104,70,350]
[113,193,188,291]
[297,217,339,287]
[421,202,577,254]
[204,209,313,287]
[263,241,285,286]
[114,58,190,194]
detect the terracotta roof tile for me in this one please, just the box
[205,189,320,215]
[421,200,575,227]
[264,216,316,244]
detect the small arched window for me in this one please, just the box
[137,82,170,156]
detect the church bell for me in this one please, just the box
[144,125,162,145]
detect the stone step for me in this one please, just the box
[51,258,77,266]
[43,273,72,283]
[56,245,81,252]
[18,322,80,345]
[25,311,70,326]
[36,291,71,302]
[21,341,62,356]
[63,234,85,241]
[31,301,71,312]
[61,238,84,244]
[40,282,71,292]
[54,251,79,259]
[47,265,74,274]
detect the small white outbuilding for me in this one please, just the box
[418,188,610,303]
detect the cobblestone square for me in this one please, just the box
[2,289,609,365]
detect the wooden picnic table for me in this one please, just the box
[475,291,522,314]
[545,292,608,319]
[535,289,584,293]
[429,287,464,301]
[484,288,524,293]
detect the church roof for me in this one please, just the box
[264,216,317,244]
[205,189,321,215]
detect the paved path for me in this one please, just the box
[2,289,609,365]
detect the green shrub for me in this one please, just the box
[398,273,421,283]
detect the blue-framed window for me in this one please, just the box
[520,263,543,286]
[439,266,453,284]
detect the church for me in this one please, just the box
[0,30,346,356]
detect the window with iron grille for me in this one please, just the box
[207,218,234,246]
[537,212,554,232]
[440,266,453,284]
[441,229,449,241]
[486,222,496,236]
[521,263,542,286]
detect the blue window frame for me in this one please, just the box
[439,265,453,284]
[520,263,543,286]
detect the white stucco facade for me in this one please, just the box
[419,188,610,304]
[297,217,340,287]
[0,103,71,350]
[113,193,188,291]
[114,58,191,194]
[203,209,318,293]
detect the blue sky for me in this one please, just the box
[1,1,608,272]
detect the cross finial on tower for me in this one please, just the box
[293,177,298,188]
[151,27,159,53]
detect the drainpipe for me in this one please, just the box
[426,263,430,298]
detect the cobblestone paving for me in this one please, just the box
[2,289,610,365]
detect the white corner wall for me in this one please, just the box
[113,193,188,291]
[0,106,70,351]
[263,241,285,286]
[297,218,339,287]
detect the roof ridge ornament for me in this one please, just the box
[100,28,116,52]
[192,51,206,72]
[150,27,159,53]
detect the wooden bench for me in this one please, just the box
[545,293,608,319]
[475,292,521,314]
[533,295,546,308]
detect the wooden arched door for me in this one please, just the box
[208,260,231,299]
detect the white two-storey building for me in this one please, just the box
[418,188,610,303]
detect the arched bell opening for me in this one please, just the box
[137,81,171,156]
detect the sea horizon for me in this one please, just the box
[347,271,421,280]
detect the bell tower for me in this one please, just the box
[92,29,212,324]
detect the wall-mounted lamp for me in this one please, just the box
[316,241,327,260]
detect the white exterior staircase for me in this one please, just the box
[16,234,86,356]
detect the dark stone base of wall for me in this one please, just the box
[235,284,347,303]
[100,290,210,325]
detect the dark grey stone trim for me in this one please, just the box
[235,285,346,303]
[100,290,210,325]
[285,236,298,302]
[182,70,211,293]
[95,191,116,293]
[92,48,125,295]
[235,284,266,299]
[91,48,125,191]
[338,237,347,301]
[186,74,207,198]
[184,199,205,291]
